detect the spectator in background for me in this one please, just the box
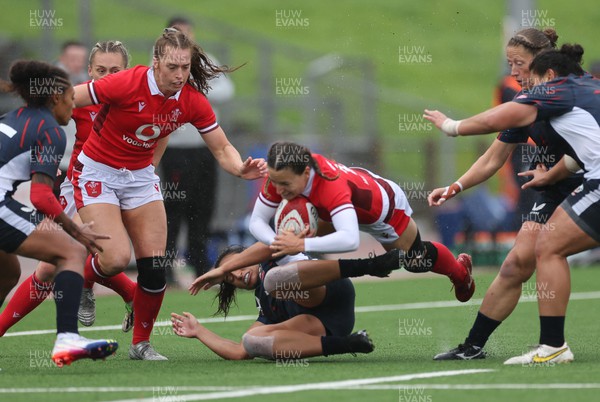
[160,16,235,284]
[56,41,88,85]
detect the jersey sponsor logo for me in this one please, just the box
[89,111,97,121]
[138,101,146,112]
[532,347,568,363]
[85,181,102,198]
[134,124,161,142]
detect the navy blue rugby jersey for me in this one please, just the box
[0,106,66,201]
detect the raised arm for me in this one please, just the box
[424,102,539,137]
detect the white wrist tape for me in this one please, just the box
[441,119,462,137]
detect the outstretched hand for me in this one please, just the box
[171,312,200,338]
[240,157,268,180]
[73,221,111,254]
[518,163,550,190]
[189,268,226,295]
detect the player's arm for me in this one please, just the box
[249,197,278,245]
[189,242,272,294]
[424,102,538,137]
[202,127,267,180]
[30,173,108,254]
[171,312,262,360]
[271,207,360,257]
[73,84,94,108]
[428,139,517,206]
[152,136,169,168]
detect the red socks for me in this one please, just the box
[84,254,135,303]
[132,285,165,344]
[430,241,466,282]
[0,273,53,336]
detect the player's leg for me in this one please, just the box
[263,249,403,297]
[122,200,168,360]
[0,251,20,309]
[0,259,55,336]
[243,314,373,359]
[15,218,117,366]
[383,216,475,302]
[505,205,598,365]
[77,203,135,328]
[433,222,539,360]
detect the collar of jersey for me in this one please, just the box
[147,67,182,101]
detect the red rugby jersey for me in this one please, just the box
[82,65,217,170]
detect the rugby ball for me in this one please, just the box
[274,196,318,237]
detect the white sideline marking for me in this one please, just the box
[5,291,600,338]
[106,369,494,402]
[0,386,235,394]
[347,383,600,390]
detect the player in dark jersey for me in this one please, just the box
[70,28,266,360]
[0,60,117,366]
[0,41,137,338]
[424,28,583,362]
[249,142,475,303]
[426,44,597,365]
[172,243,405,360]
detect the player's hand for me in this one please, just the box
[239,157,268,180]
[427,182,463,206]
[171,312,200,338]
[518,163,550,190]
[423,109,448,128]
[270,229,306,258]
[424,110,461,137]
[189,268,226,295]
[72,221,111,254]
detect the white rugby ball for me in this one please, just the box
[274,196,318,237]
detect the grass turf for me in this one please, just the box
[0,265,599,401]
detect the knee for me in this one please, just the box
[98,252,131,275]
[62,242,88,267]
[36,262,57,282]
[498,255,534,284]
[137,257,166,292]
[241,333,274,359]
[262,265,300,295]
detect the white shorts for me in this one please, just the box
[359,178,413,244]
[72,151,163,210]
[58,178,77,218]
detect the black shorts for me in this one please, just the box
[0,198,45,252]
[523,177,582,224]
[305,278,356,337]
[562,179,600,243]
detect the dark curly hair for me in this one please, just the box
[0,60,71,107]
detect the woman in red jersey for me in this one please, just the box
[0,41,137,337]
[71,28,266,360]
[248,141,474,303]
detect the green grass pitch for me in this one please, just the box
[1,266,599,401]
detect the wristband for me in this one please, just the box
[439,181,463,202]
[30,182,64,218]
[441,118,462,137]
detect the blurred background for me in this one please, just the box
[1,0,599,271]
